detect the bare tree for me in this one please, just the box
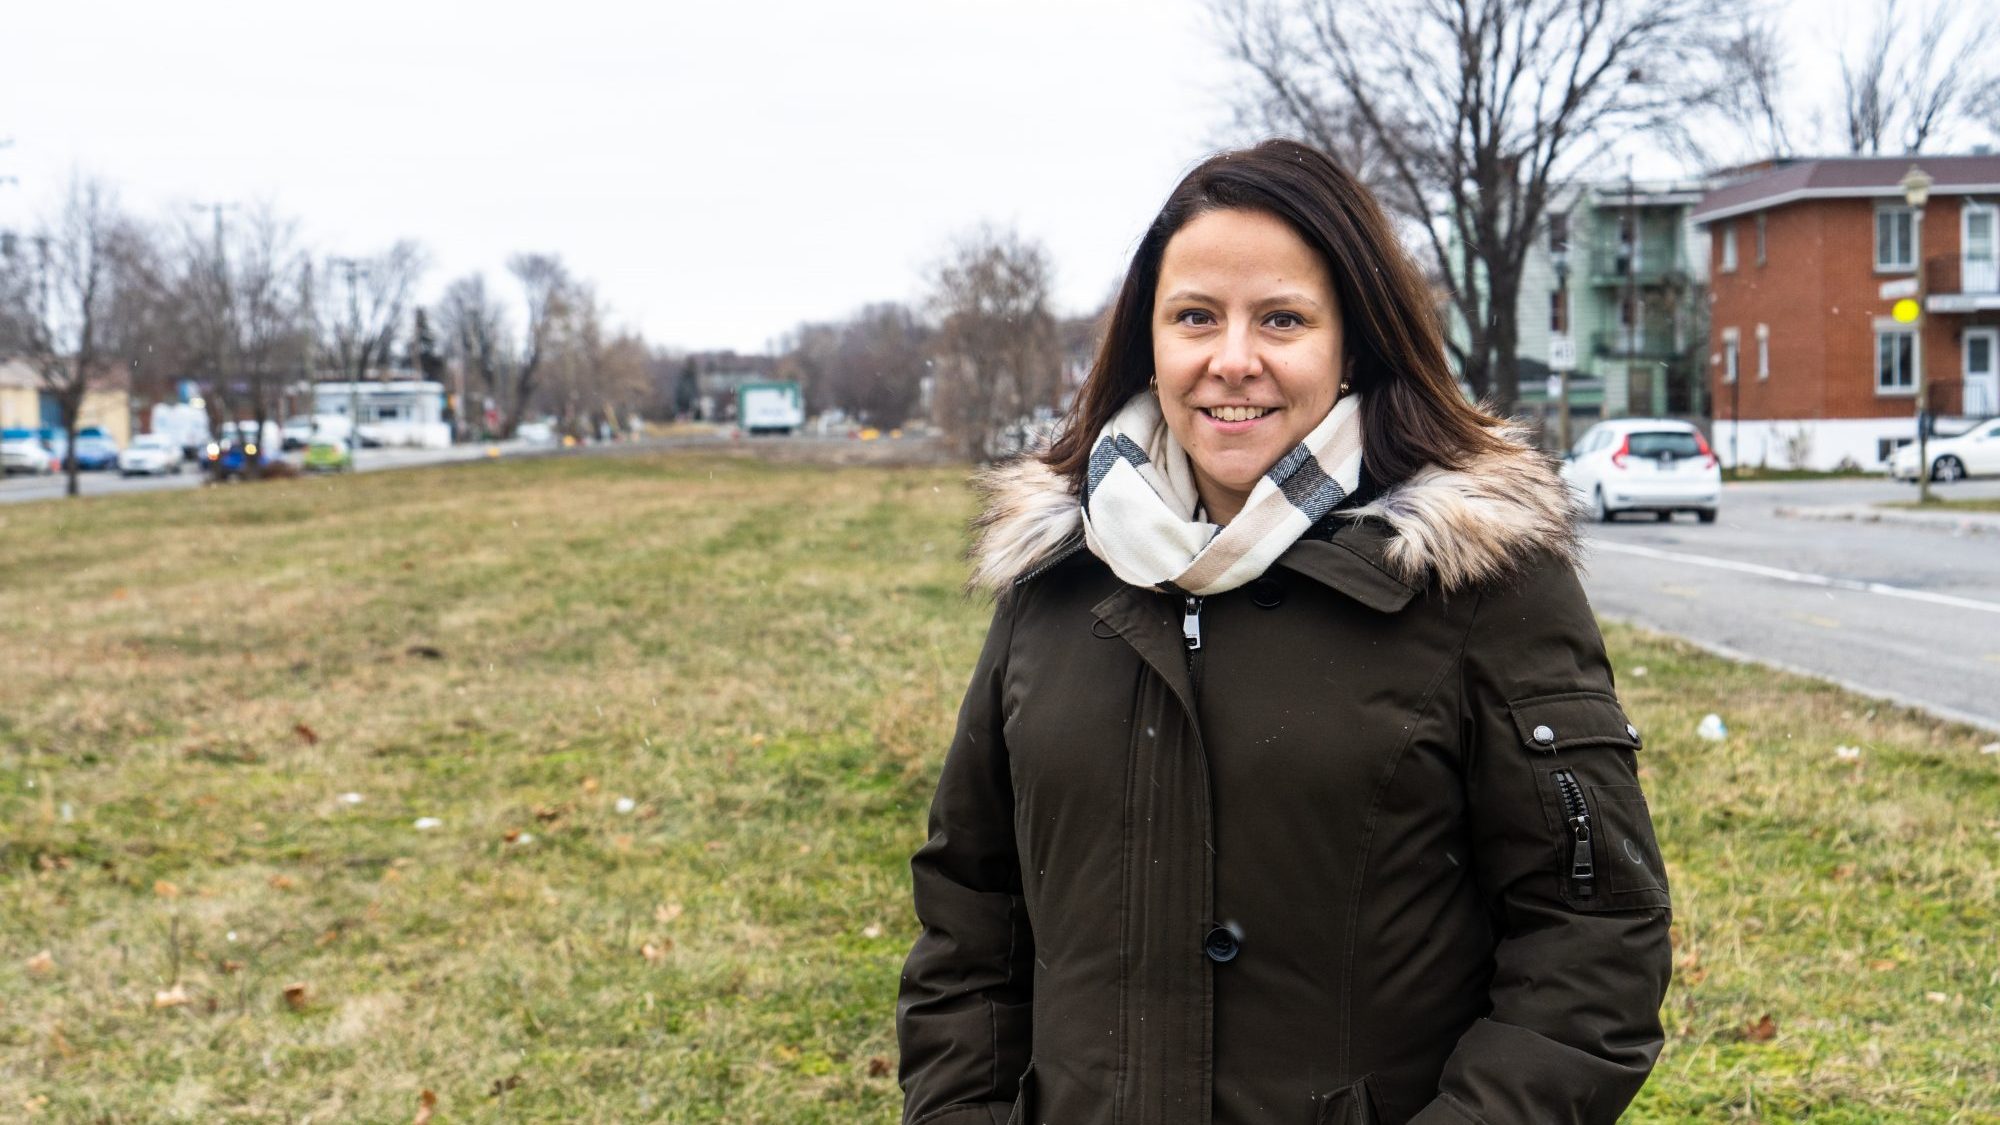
[505,253,571,436]
[834,302,931,430]
[438,273,511,436]
[926,225,1061,460]
[315,239,426,383]
[1695,16,1793,162]
[434,255,571,438]
[1215,0,1723,414]
[540,284,649,438]
[1841,0,1994,155]
[0,175,134,497]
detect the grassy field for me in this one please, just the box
[1,450,1995,1123]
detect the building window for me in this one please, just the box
[1721,224,1738,271]
[1876,327,1917,392]
[1756,324,1770,379]
[1722,327,1740,383]
[1876,207,1916,271]
[1755,214,1767,265]
[1878,437,1914,463]
[1548,211,1569,255]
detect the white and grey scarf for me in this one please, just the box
[1080,390,1365,595]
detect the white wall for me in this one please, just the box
[1712,416,1916,471]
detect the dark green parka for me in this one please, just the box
[899,440,1672,1125]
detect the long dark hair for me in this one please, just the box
[1044,138,1506,491]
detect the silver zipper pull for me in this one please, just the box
[1183,595,1203,651]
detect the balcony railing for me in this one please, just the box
[1586,246,1681,286]
[1591,326,1685,360]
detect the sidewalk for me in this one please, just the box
[1774,502,2000,536]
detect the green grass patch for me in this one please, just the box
[0,451,1994,1121]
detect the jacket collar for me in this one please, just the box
[967,430,1582,605]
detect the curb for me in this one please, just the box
[1773,504,2000,537]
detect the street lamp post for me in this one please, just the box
[1901,164,1934,503]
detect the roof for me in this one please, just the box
[1691,154,2000,224]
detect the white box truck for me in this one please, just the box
[737,381,804,436]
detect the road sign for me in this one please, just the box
[1548,334,1576,371]
[1879,277,1919,300]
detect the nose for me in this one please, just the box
[1209,323,1261,383]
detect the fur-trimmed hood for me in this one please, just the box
[967,433,1583,595]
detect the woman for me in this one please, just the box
[898,139,1671,1125]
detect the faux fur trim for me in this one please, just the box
[966,431,1582,595]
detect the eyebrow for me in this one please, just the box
[1159,288,1322,309]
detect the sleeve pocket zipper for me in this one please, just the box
[1553,767,1594,899]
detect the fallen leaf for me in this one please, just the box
[581,776,600,793]
[268,874,296,891]
[533,805,564,823]
[797,843,812,855]
[487,1074,524,1097]
[22,1094,49,1115]
[1831,864,1857,880]
[25,950,55,976]
[503,828,524,844]
[655,902,683,924]
[406,645,445,660]
[1868,959,1898,972]
[1745,1014,1777,1041]
[641,940,673,964]
[704,840,725,852]
[154,984,191,1009]
[293,723,320,746]
[220,959,246,975]
[282,982,310,1011]
[111,587,129,600]
[154,880,180,899]
[866,1056,892,1078]
[413,1088,437,1125]
[1925,991,1950,1004]
[862,924,884,939]
[1682,966,1709,984]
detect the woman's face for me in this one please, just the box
[1151,208,1345,524]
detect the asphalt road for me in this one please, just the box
[1578,475,2000,733]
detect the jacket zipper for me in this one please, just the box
[1182,594,1204,690]
[1012,538,1087,587]
[1553,767,1594,898]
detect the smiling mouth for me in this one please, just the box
[1202,405,1275,423]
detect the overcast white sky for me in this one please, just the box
[0,0,1977,355]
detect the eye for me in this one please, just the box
[1174,309,1215,328]
[1266,312,1304,330]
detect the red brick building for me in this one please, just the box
[1690,155,2000,470]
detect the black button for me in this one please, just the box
[1203,925,1240,963]
[1249,577,1284,609]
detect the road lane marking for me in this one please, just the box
[1592,541,2000,617]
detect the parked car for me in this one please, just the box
[1888,418,2000,482]
[70,426,120,471]
[201,432,281,481]
[302,439,352,473]
[2,428,57,475]
[1560,418,1722,523]
[515,421,557,446]
[118,433,185,476]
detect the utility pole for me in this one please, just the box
[329,256,371,470]
[1624,158,1639,416]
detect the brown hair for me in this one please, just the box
[1044,138,1506,491]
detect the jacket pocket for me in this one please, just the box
[1005,1061,1036,1125]
[1313,1074,1378,1125]
[1512,691,1670,914]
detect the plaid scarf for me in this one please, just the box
[1080,390,1364,595]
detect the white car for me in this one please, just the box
[1888,418,2000,483]
[2,431,57,475]
[118,433,185,476]
[1561,418,1722,523]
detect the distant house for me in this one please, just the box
[1449,177,1713,437]
[0,357,134,444]
[1690,154,2000,470]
